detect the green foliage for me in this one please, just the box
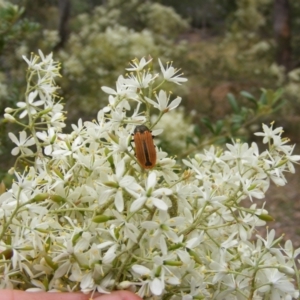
[183,0,300,136]
[227,0,272,38]
[0,2,40,56]
[152,108,197,156]
[162,88,285,158]
[158,0,237,31]
[0,1,40,180]
[58,0,189,116]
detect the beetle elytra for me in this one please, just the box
[133,125,156,169]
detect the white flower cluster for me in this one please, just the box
[151,107,196,155]
[1,51,300,300]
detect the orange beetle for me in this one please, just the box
[133,125,156,169]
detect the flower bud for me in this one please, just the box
[117,281,136,292]
[103,181,119,188]
[187,249,202,264]
[31,193,49,202]
[4,114,16,122]
[278,265,295,276]
[8,167,15,175]
[164,260,183,266]
[92,215,116,223]
[5,107,14,113]
[1,248,13,259]
[44,255,58,270]
[50,194,66,203]
[256,214,274,222]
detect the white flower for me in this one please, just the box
[254,123,283,145]
[8,131,35,155]
[101,159,140,212]
[221,141,258,165]
[141,211,183,248]
[80,272,95,293]
[51,135,83,157]
[22,53,40,69]
[110,210,140,243]
[197,182,227,206]
[216,274,249,299]
[257,268,298,299]
[126,57,153,71]
[36,128,57,155]
[158,58,187,85]
[131,265,164,296]
[2,53,300,298]
[130,172,172,212]
[0,263,14,289]
[221,232,238,250]
[256,229,276,250]
[283,240,300,260]
[210,251,229,284]
[101,75,137,100]
[127,70,158,89]
[239,176,266,201]
[282,144,300,173]
[17,90,45,118]
[146,90,181,112]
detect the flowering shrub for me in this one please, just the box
[58,0,188,114]
[151,107,197,156]
[1,51,300,299]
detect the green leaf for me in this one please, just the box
[272,100,285,112]
[186,136,197,146]
[227,93,239,113]
[201,117,214,133]
[193,124,201,138]
[214,137,227,145]
[259,89,267,105]
[231,114,244,124]
[215,120,223,135]
[272,88,284,105]
[240,91,257,106]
